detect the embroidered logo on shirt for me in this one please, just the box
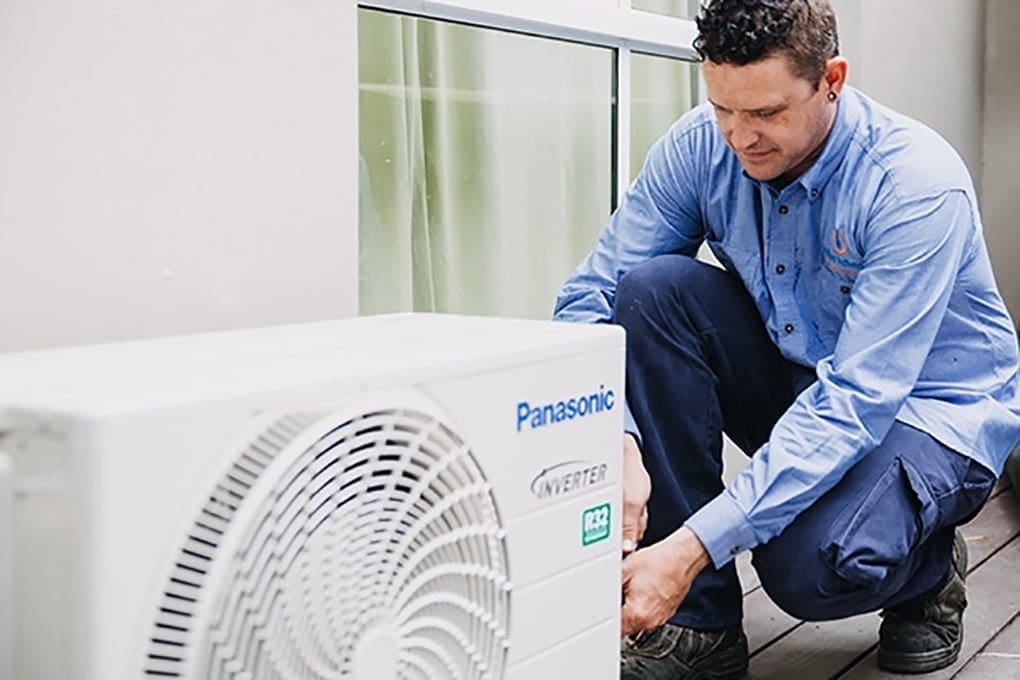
[832,229,849,256]
[823,228,861,276]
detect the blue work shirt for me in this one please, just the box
[553,86,1020,569]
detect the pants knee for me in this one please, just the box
[754,544,836,621]
[754,532,901,622]
[614,255,716,322]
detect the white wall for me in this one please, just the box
[832,0,985,183]
[833,0,1020,321]
[981,0,1020,322]
[0,0,358,353]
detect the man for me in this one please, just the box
[553,1,1020,678]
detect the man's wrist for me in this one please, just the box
[664,526,711,575]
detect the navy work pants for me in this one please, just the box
[613,255,997,629]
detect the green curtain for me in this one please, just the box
[358,8,698,319]
[631,53,702,181]
[358,10,612,319]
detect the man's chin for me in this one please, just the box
[737,153,784,180]
[740,164,782,182]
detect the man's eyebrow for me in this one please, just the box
[707,98,788,114]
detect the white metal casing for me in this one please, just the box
[0,313,624,679]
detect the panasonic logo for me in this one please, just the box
[530,460,609,500]
[516,385,615,432]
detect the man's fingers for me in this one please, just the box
[620,588,657,637]
[620,555,648,636]
[621,526,638,555]
[622,504,649,555]
[621,602,640,637]
[621,433,651,554]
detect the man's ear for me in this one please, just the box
[823,57,849,97]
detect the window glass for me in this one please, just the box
[630,0,700,20]
[630,53,719,268]
[359,9,613,318]
[630,53,701,181]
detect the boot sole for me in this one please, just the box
[877,632,962,674]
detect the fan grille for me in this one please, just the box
[144,408,511,679]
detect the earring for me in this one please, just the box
[827,91,838,102]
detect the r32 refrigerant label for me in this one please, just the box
[581,503,611,546]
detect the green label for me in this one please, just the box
[581,503,611,546]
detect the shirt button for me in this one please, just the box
[778,205,789,215]
[840,285,851,294]
[811,188,819,197]
[784,323,795,334]
[730,546,740,555]
[775,264,786,274]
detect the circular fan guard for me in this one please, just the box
[144,407,511,679]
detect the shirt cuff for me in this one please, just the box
[623,401,643,448]
[683,491,759,569]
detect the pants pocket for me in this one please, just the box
[819,457,937,588]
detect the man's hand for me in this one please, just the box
[622,433,651,555]
[621,527,711,637]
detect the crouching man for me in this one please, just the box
[553,0,1020,676]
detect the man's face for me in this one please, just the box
[702,55,835,183]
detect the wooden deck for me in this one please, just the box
[737,476,1020,679]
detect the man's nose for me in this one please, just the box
[729,116,760,150]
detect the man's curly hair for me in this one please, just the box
[694,0,839,85]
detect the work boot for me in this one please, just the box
[1005,444,1020,501]
[620,622,748,679]
[878,529,968,673]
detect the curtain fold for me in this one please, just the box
[358,9,696,319]
[359,10,612,319]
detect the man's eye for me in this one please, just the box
[756,110,779,119]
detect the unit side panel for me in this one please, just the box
[422,346,625,545]
[423,346,625,667]
[505,618,619,680]
[6,432,75,680]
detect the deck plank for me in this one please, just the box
[735,480,1020,679]
[737,551,761,594]
[954,612,1020,678]
[951,654,1020,679]
[830,488,1020,679]
[745,613,877,679]
[744,587,800,655]
[982,611,1020,654]
[958,486,1020,567]
[839,536,1020,679]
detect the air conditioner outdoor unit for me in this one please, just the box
[0,313,624,680]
